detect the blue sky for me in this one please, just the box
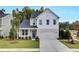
[0,6,79,23]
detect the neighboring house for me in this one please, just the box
[0,14,13,37]
[19,8,59,40]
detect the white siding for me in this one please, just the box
[37,10,59,30]
[1,15,13,37]
[37,10,59,39]
[30,18,37,26]
[37,29,57,39]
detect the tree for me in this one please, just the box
[12,10,16,17]
[1,9,5,12]
[9,27,17,40]
[40,6,44,12]
[59,29,65,39]
[73,21,79,30]
[12,9,22,39]
[22,6,34,19]
[64,30,71,39]
[0,9,5,14]
[59,29,71,39]
[9,20,17,40]
[59,22,70,30]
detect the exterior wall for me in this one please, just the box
[30,18,37,26]
[37,10,59,30]
[1,15,13,37]
[36,10,59,38]
[19,29,31,38]
[19,28,37,40]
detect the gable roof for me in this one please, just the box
[30,8,59,19]
[0,14,9,18]
[45,8,60,19]
[30,11,42,18]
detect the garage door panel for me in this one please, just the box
[37,29,57,40]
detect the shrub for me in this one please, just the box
[28,36,31,40]
[9,28,17,40]
[35,36,39,41]
[64,30,71,39]
[19,37,21,39]
[77,31,79,36]
[59,29,65,39]
[25,37,28,40]
[22,37,24,40]
[71,39,76,44]
[0,36,3,39]
[59,29,71,39]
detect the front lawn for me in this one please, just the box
[0,40,39,48]
[59,40,79,48]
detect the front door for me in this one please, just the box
[32,30,36,38]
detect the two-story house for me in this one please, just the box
[0,14,13,37]
[18,8,59,40]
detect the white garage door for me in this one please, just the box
[37,29,57,40]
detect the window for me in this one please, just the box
[22,30,24,35]
[46,19,49,25]
[22,30,28,35]
[53,20,56,25]
[33,23,35,25]
[33,20,36,26]
[39,19,42,25]
[25,30,28,35]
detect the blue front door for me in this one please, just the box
[32,30,36,38]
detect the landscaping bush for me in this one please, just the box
[77,31,79,36]
[0,36,3,39]
[64,30,71,39]
[22,37,24,40]
[19,37,21,39]
[28,36,31,40]
[59,29,65,39]
[35,36,39,41]
[9,28,17,40]
[59,29,71,39]
[25,37,28,40]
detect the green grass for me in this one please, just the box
[60,40,79,48]
[0,40,39,48]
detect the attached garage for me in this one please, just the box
[37,29,58,40]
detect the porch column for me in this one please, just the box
[28,29,31,36]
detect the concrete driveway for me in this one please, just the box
[40,39,73,52]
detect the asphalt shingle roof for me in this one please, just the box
[0,14,9,18]
[20,19,30,28]
[30,11,42,18]
[20,19,37,28]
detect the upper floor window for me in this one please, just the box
[33,23,35,26]
[33,20,36,26]
[53,19,56,25]
[39,19,42,25]
[46,19,49,25]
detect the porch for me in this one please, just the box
[19,28,37,40]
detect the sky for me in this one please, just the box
[0,6,79,23]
